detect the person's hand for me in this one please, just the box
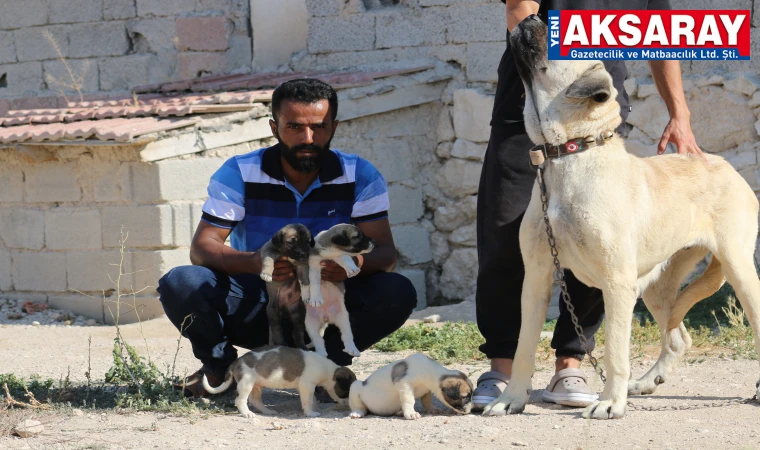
[657,116,709,164]
[270,256,296,281]
[320,259,360,282]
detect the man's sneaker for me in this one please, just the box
[542,368,599,407]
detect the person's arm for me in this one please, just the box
[319,218,397,282]
[506,0,539,32]
[648,60,706,162]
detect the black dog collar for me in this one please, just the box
[529,130,615,166]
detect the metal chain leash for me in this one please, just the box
[537,166,606,385]
[626,397,755,412]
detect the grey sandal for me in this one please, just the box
[542,368,599,407]
[472,371,510,410]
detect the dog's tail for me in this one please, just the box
[667,256,725,330]
[202,367,234,395]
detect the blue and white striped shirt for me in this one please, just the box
[201,145,390,252]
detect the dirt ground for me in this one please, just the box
[1,316,759,450]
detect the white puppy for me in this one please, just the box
[202,345,356,418]
[349,353,473,420]
[305,224,375,357]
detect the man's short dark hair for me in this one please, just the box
[271,78,339,122]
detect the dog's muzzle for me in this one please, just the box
[529,130,615,166]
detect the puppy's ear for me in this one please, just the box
[331,232,352,247]
[272,229,285,248]
[565,65,612,103]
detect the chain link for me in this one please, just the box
[626,397,755,412]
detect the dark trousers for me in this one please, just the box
[157,266,417,376]
[475,122,605,361]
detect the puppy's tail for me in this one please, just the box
[667,256,725,330]
[202,368,234,395]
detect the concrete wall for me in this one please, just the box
[0,0,252,104]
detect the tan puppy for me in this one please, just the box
[349,353,473,420]
[484,15,760,420]
[202,345,356,418]
[305,224,375,357]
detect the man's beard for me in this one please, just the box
[279,138,332,174]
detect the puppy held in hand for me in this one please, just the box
[305,224,375,357]
[349,353,473,420]
[259,223,314,349]
[202,345,356,418]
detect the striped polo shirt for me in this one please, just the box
[201,144,390,252]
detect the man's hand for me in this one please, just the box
[320,259,357,283]
[657,115,708,163]
[251,253,296,282]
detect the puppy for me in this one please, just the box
[305,224,375,357]
[349,353,473,420]
[259,224,313,349]
[202,345,357,418]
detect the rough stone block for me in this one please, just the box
[447,4,506,43]
[306,0,343,16]
[43,59,99,94]
[176,16,229,51]
[105,0,137,20]
[103,295,165,325]
[99,54,173,91]
[392,225,432,265]
[724,72,760,97]
[0,209,44,250]
[137,0,197,17]
[45,209,102,250]
[0,249,12,291]
[127,18,178,52]
[0,31,16,64]
[308,15,375,54]
[436,107,455,143]
[433,196,477,232]
[102,205,174,248]
[0,292,48,304]
[68,22,130,58]
[451,139,486,161]
[0,0,48,30]
[739,167,760,191]
[24,162,81,202]
[92,161,131,202]
[133,249,191,293]
[252,0,308,68]
[131,159,225,203]
[397,268,427,310]
[466,41,504,83]
[366,140,414,183]
[388,185,424,225]
[172,203,193,247]
[227,34,253,71]
[0,167,23,202]
[48,0,103,24]
[448,223,476,247]
[66,250,134,293]
[439,248,477,301]
[0,62,44,96]
[452,89,493,142]
[178,52,227,79]
[436,159,482,198]
[12,251,67,291]
[48,295,104,322]
[376,8,447,49]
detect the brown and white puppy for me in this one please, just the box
[202,345,356,418]
[305,224,375,357]
[348,353,473,420]
[259,224,314,349]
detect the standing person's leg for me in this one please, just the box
[157,266,269,396]
[322,272,417,366]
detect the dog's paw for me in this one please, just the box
[337,398,349,407]
[627,376,663,396]
[482,389,528,416]
[315,348,328,357]
[307,295,324,307]
[300,288,311,301]
[304,410,321,418]
[403,411,421,420]
[345,267,360,278]
[259,273,273,282]
[581,399,626,420]
[343,344,361,357]
[240,411,256,419]
[349,411,365,419]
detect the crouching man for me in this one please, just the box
[157,79,417,397]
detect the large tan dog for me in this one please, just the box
[484,15,760,419]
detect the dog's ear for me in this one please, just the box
[565,65,612,103]
[272,229,285,248]
[331,232,352,247]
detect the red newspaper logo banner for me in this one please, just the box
[557,10,750,57]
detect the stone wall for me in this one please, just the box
[0,0,252,105]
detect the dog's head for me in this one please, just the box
[271,223,314,261]
[439,372,473,414]
[316,224,375,255]
[323,366,357,404]
[510,15,621,145]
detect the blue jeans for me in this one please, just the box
[157,266,417,376]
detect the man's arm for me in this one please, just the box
[190,221,294,280]
[506,0,539,32]
[319,218,397,282]
[647,60,706,161]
